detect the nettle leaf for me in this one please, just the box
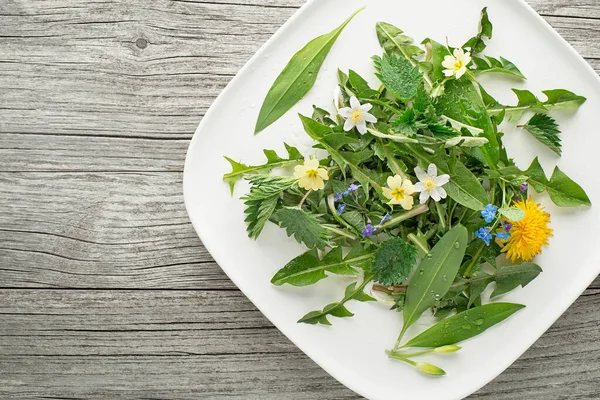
[400,225,468,339]
[372,237,419,286]
[402,303,525,348]
[471,56,525,79]
[255,7,364,133]
[271,247,373,287]
[463,7,493,54]
[521,113,561,155]
[299,275,375,325]
[242,175,298,239]
[488,89,587,121]
[491,263,543,298]
[374,54,423,101]
[525,158,591,207]
[375,22,425,60]
[223,144,303,194]
[275,207,332,250]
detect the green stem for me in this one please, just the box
[407,233,429,255]
[378,138,407,179]
[298,189,312,208]
[379,204,429,230]
[463,242,485,278]
[326,194,361,236]
[389,348,435,357]
[385,350,418,366]
[435,202,447,232]
[364,98,404,115]
[324,226,358,241]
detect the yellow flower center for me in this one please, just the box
[391,187,405,201]
[501,196,553,262]
[351,109,364,124]
[454,59,464,71]
[423,177,436,191]
[306,169,319,179]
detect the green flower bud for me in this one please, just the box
[434,345,461,354]
[416,362,446,376]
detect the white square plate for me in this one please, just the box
[184,1,600,398]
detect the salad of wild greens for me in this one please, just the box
[223,7,591,375]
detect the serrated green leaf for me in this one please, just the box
[402,303,525,348]
[255,7,364,133]
[372,237,419,286]
[242,175,298,201]
[463,7,493,54]
[522,113,561,155]
[525,158,591,207]
[223,144,303,194]
[244,195,279,240]
[271,247,372,287]
[491,263,543,298]
[375,22,425,60]
[298,275,375,325]
[471,56,525,79]
[274,207,332,250]
[374,54,423,101]
[400,225,469,339]
[488,89,586,121]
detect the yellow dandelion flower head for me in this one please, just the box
[500,196,553,262]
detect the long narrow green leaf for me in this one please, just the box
[255,7,365,134]
[400,225,468,339]
[402,303,525,348]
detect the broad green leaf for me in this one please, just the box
[525,158,591,207]
[271,247,372,287]
[255,7,364,134]
[371,237,419,286]
[437,79,499,167]
[299,275,375,325]
[491,263,543,298]
[471,56,525,79]
[444,159,488,211]
[400,225,468,338]
[498,207,526,222]
[375,22,425,61]
[421,39,451,84]
[463,7,493,54]
[488,89,587,121]
[274,207,331,250]
[467,271,493,307]
[374,54,423,101]
[223,143,303,194]
[402,303,525,348]
[522,113,561,155]
[349,70,379,98]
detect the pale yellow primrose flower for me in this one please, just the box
[442,48,472,80]
[294,158,329,191]
[382,175,415,210]
[339,96,377,135]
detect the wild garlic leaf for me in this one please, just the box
[374,54,423,101]
[400,225,468,339]
[525,157,591,207]
[223,144,303,194]
[271,247,371,287]
[298,275,375,325]
[471,56,525,79]
[463,7,493,54]
[521,113,562,155]
[255,7,364,134]
[372,237,419,286]
[491,263,543,298]
[402,303,525,348]
[274,207,332,250]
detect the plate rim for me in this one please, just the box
[183,1,600,398]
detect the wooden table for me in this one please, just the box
[1,1,599,398]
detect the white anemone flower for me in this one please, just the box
[442,48,472,80]
[414,164,450,204]
[339,96,377,135]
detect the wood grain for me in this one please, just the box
[1,0,599,399]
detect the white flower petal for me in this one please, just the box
[443,69,455,77]
[400,195,414,210]
[356,120,367,135]
[387,175,404,189]
[442,56,456,69]
[414,182,425,192]
[344,118,355,131]
[437,186,447,199]
[305,158,320,170]
[453,48,465,59]
[414,166,428,181]
[360,103,373,112]
[434,174,450,186]
[364,112,377,123]
[455,67,467,80]
[294,165,306,179]
[350,96,360,109]
[430,188,442,202]
[339,107,352,118]
[419,191,430,204]
[333,86,343,112]
[427,163,438,177]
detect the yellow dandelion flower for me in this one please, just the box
[500,196,553,262]
[294,158,329,191]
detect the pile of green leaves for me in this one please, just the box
[223,7,591,375]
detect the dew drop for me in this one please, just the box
[442,275,447,282]
[419,269,424,275]
[474,318,485,326]
[426,253,433,259]
[444,322,450,328]
[434,341,440,346]
[462,323,472,330]
[454,242,460,249]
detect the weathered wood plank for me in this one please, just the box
[0,289,599,399]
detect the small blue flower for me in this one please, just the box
[379,213,391,225]
[495,231,511,241]
[337,203,347,216]
[334,193,343,202]
[362,224,377,238]
[520,182,529,193]
[345,183,362,194]
[502,222,513,232]
[475,227,492,246]
[481,204,498,224]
